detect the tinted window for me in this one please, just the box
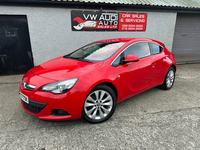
[149,43,163,55]
[65,42,125,62]
[124,42,150,59]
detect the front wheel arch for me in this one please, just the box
[97,82,118,100]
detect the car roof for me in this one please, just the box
[96,38,165,47]
[97,38,135,43]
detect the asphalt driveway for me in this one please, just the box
[0,63,200,149]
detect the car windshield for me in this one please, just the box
[64,42,126,62]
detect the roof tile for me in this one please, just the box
[51,0,200,8]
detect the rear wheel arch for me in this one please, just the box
[170,64,176,72]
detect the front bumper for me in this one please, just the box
[19,72,86,121]
[20,87,86,121]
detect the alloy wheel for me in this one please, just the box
[84,90,113,120]
[166,70,175,88]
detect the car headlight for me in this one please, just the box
[40,78,78,94]
[22,79,36,91]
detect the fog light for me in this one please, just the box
[51,109,70,116]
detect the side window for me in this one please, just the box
[124,42,150,59]
[149,43,163,55]
[112,55,121,67]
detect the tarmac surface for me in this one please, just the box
[0,63,200,150]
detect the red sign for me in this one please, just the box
[71,11,147,32]
[118,13,147,31]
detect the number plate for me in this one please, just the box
[20,92,29,104]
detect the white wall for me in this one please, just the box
[0,6,177,66]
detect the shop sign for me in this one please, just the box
[71,10,147,31]
[71,10,118,31]
[118,13,147,31]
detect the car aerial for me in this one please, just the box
[19,38,176,123]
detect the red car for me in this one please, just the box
[19,38,176,123]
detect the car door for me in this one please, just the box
[112,42,156,100]
[148,42,167,84]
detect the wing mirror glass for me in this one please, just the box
[123,55,139,64]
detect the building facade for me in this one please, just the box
[0,0,200,74]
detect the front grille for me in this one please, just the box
[22,99,47,114]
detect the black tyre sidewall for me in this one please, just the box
[82,85,117,124]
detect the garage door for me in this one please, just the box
[172,13,200,64]
[0,15,33,75]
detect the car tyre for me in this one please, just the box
[160,67,175,90]
[82,85,117,124]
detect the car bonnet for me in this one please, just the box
[30,56,103,81]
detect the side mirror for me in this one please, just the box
[123,55,139,64]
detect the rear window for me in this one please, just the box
[149,43,163,55]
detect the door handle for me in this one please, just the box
[151,63,156,68]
